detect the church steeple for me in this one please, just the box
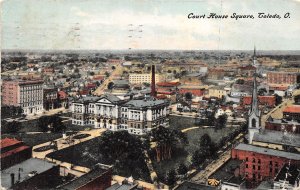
[248,47,261,144]
[253,45,257,67]
[249,73,259,117]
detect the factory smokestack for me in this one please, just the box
[151,65,156,97]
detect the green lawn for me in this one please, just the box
[152,115,236,181]
[1,133,62,146]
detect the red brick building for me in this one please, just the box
[2,79,44,115]
[265,118,300,134]
[231,144,300,182]
[1,138,32,170]
[267,71,300,85]
[241,96,276,107]
[179,87,205,97]
[283,105,300,120]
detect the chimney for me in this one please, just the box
[151,65,156,97]
[11,173,15,187]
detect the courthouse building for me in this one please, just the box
[71,94,169,135]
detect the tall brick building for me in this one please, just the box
[2,79,44,115]
[267,71,300,85]
[231,143,300,182]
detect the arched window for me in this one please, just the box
[252,118,256,128]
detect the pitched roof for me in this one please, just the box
[1,138,22,149]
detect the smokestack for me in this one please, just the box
[11,173,15,187]
[151,65,156,97]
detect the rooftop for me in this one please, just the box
[59,165,110,190]
[283,105,300,113]
[234,143,300,160]
[174,181,217,190]
[1,138,22,149]
[124,99,167,109]
[253,129,300,147]
[1,158,57,189]
[106,182,138,190]
[209,159,242,182]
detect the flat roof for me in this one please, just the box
[174,181,217,190]
[59,165,109,190]
[124,99,167,109]
[234,144,300,160]
[1,158,56,189]
[209,159,242,182]
[253,129,300,147]
[106,183,138,190]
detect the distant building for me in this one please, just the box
[207,68,225,80]
[267,71,300,85]
[70,94,169,135]
[43,86,59,110]
[206,86,227,99]
[241,96,276,107]
[2,79,44,115]
[129,73,161,84]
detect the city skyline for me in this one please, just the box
[1,0,300,50]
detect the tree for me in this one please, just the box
[107,82,114,90]
[258,88,267,96]
[274,94,282,106]
[51,115,66,133]
[2,120,21,133]
[215,114,228,130]
[37,115,65,133]
[98,131,150,180]
[236,79,245,84]
[176,162,188,176]
[112,66,116,70]
[105,71,110,77]
[38,115,51,132]
[192,150,206,167]
[165,169,176,186]
[185,92,193,101]
[151,126,187,162]
[74,68,79,73]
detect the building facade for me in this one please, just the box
[231,144,300,182]
[267,71,300,85]
[2,79,44,115]
[129,73,161,84]
[71,95,169,135]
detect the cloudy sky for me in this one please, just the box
[1,0,300,50]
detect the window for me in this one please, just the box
[246,164,248,168]
[253,165,255,170]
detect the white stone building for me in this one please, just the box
[70,94,169,135]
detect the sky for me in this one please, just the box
[1,0,300,50]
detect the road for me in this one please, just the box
[93,63,123,96]
[190,150,231,184]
